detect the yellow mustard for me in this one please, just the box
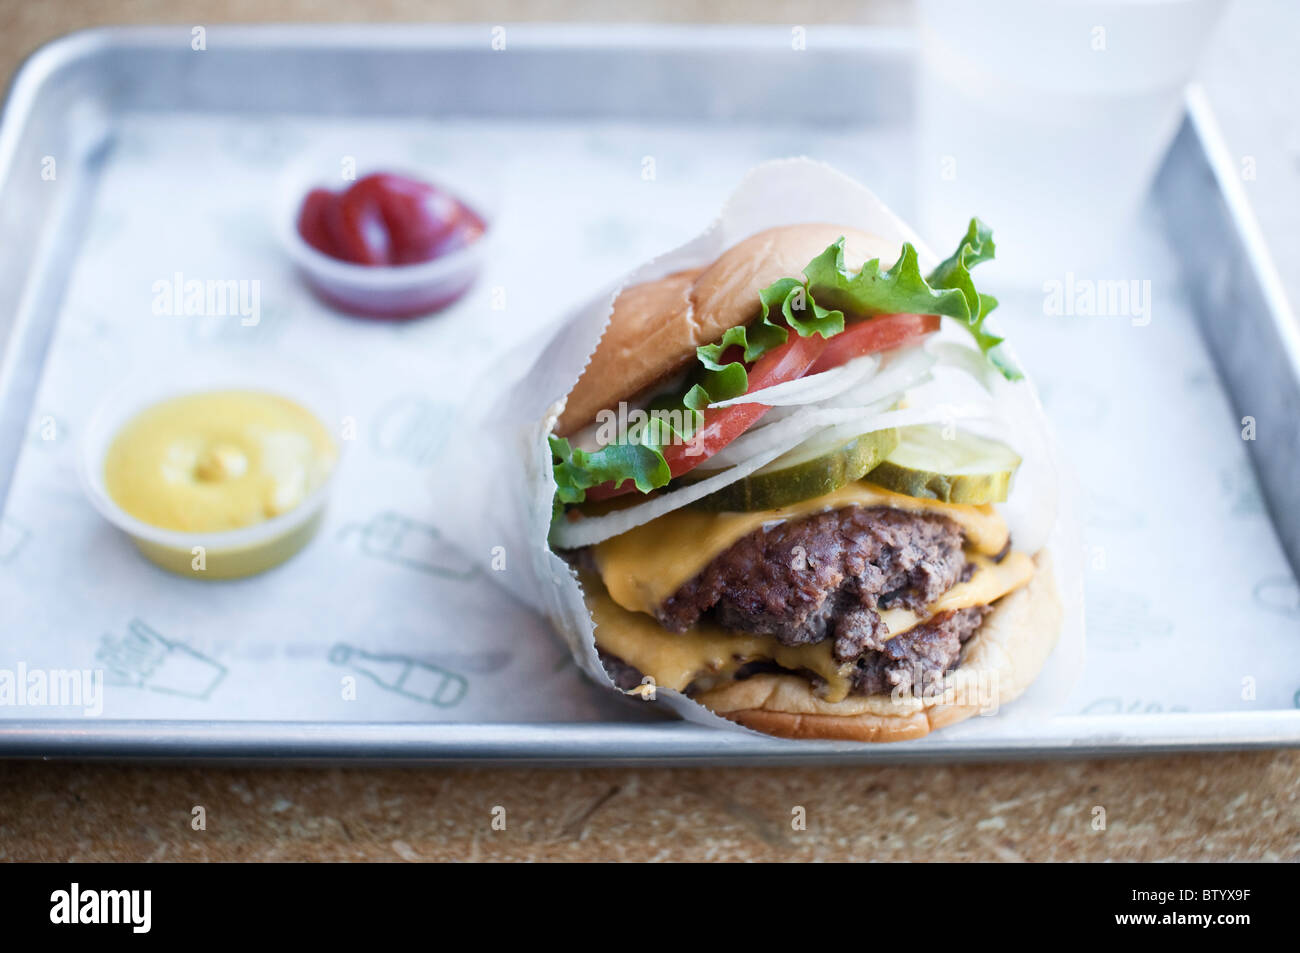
[104,390,337,534]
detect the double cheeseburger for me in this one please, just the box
[548,222,1062,741]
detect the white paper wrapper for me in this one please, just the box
[432,158,1085,736]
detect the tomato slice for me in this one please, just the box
[809,313,941,374]
[327,176,392,265]
[658,332,827,479]
[297,189,336,258]
[299,173,487,267]
[584,333,826,500]
[581,312,941,501]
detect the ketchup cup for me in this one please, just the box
[276,159,494,319]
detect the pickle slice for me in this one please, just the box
[690,427,899,512]
[867,425,1020,504]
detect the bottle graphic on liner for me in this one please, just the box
[329,643,468,707]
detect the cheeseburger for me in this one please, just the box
[548,221,1062,741]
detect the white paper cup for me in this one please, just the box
[916,0,1227,284]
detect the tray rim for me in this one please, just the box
[1182,83,1300,375]
[1,712,1297,765]
[0,23,919,238]
[0,23,1297,763]
[2,20,916,119]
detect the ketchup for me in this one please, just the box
[297,173,485,267]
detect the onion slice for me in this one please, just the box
[822,347,936,409]
[693,348,937,471]
[709,353,880,408]
[696,395,894,471]
[928,340,1001,394]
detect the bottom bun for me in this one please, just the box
[693,550,1063,742]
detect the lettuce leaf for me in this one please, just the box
[801,238,973,325]
[549,435,669,516]
[551,220,1015,507]
[683,280,797,410]
[925,218,1021,380]
[698,219,1016,399]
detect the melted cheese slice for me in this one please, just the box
[585,550,1033,703]
[593,481,1010,618]
[875,551,1033,637]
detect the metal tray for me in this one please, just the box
[1,24,1297,764]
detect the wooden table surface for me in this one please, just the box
[2,753,1296,861]
[1,0,1297,862]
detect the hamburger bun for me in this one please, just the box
[692,551,1062,742]
[555,224,904,435]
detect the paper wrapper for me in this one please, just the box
[433,159,1085,736]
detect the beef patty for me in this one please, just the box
[849,605,989,695]
[655,506,967,662]
[598,605,990,699]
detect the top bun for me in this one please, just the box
[555,224,905,435]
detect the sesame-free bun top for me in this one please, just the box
[555,224,905,436]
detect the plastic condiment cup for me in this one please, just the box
[79,360,343,580]
[274,153,496,319]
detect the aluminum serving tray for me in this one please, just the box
[0,25,1297,764]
